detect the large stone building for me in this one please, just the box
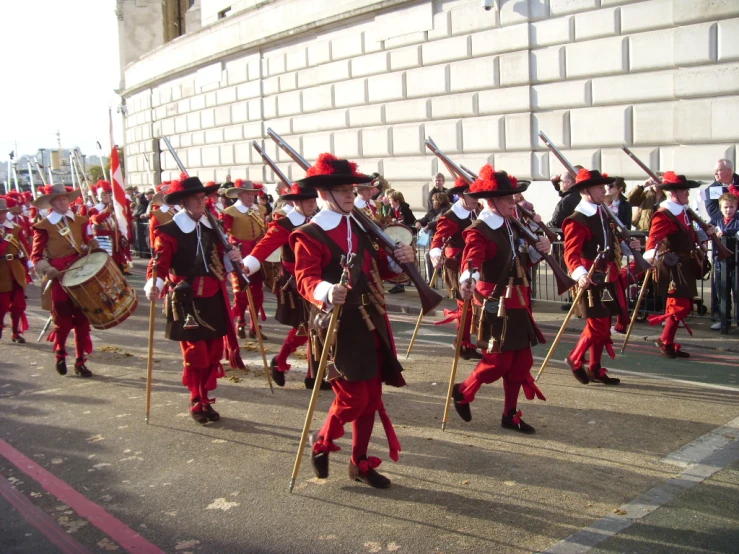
[117,0,739,217]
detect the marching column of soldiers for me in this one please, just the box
[0,139,721,489]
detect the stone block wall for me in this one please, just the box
[121,0,739,218]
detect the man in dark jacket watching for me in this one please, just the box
[702,159,739,220]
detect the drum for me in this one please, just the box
[61,252,138,330]
[383,224,415,285]
[96,236,113,256]
[263,248,282,293]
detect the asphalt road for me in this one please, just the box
[1,271,737,554]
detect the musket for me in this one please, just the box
[252,141,293,186]
[267,130,444,315]
[37,315,53,342]
[289,254,352,493]
[539,132,652,273]
[621,145,733,261]
[536,248,607,382]
[405,236,452,359]
[161,136,273,393]
[424,138,472,185]
[441,261,473,431]
[33,158,48,186]
[145,253,160,424]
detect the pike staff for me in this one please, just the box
[289,254,352,493]
[621,268,652,353]
[145,254,160,423]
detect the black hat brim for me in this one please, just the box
[296,173,373,189]
[466,181,530,199]
[279,191,318,201]
[164,183,221,205]
[564,177,615,195]
[657,180,701,191]
[446,184,470,196]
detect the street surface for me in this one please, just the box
[1,265,738,553]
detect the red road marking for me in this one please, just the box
[0,473,94,554]
[0,440,165,554]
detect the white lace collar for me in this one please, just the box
[173,209,212,233]
[47,210,75,225]
[478,207,504,230]
[283,204,295,214]
[311,208,345,231]
[6,212,13,221]
[451,198,472,219]
[353,196,370,209]
[662,200,686,217]
[2,219,14,230]
[287,208,307,227]
[575,199,599,217]
[94,202,107,212]
[234,199,258,214]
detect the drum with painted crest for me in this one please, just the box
[383,223,415,285]
[61,251,138,330]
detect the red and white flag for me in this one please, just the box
[110,145,129,240]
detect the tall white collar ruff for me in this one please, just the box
[47,210,75,225]
[478,208,504,230]
[173,209,212,233]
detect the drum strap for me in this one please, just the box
[56,220,83,255]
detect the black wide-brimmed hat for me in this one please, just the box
[163,176,220,205]
[565,168,615,195]
[656,171,701,191]
[446,176,472,197]
[465,165,530,199]
[295,153,372,189]
[279,181,318,201]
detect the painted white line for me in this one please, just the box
[543,417,739,554]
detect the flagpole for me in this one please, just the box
[27,161,36,197]
[12,164,20,192]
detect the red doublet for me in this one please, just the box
[455,222,545,410]
[645,210,696,347]
[562,216,620,374]
[0,229,30,337]
[31,220,93,361]
[250,219,307,371]
[222,210,265,332]
[291,215,402,465]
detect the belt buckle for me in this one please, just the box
[361,293,370,306]
[5,254,13,261]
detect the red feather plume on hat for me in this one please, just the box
[454,176,468,189]
[469,164,498,194]
[22,192,32,201]
[6,190,21,200]
[98,181,112,193]
[576,168,593,183]
[165,179,185,195]
[306,153,360,177]
[661,171,681,184]
[4,196,18,208]
[179,172,189,181]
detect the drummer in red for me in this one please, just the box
[88,180,129,273]
[290,153,414,489]
[145,177,244,424]
[0,197,32,343]
[429,178,481,359]
[243,180,331,390]
[31,184,98,377]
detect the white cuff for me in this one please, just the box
[429,247,442,262]
[460,269,480,284]
[643,248,656,262]
[571,266,588,281]
[314,280,334,308]
[244,254,261,276]
[528,246,542,264]
[144,277,165,295]
[387,255,403,274]
[27,260,34,269]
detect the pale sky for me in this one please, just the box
[0,0,122,160]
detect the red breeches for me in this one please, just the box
[659,297,692,346]
[180,338,225,406]
[0,284,28,334]
[458,348,539,412]
[274,327,309,372]
[50,298,92,359]
[231,271,265,329]
[569,316,613,369]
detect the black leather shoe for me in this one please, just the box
[565,355,590,384]
[271,357,286,387]
[349,460,391,489]
[249,328,269,341]
[237,325,247,339]
[590,366,621,385]
[74,359,93,378]
[309,431,329,479]
[674,348,690,359]
[55,357,67,376]
[12,334,26,344]
[388,284,405,294]
[204,403,220,421]
[656,338,677,359]
[460,346,483,360]
[452,383,471,422]
[190,409,209,424]
[501,410,535,434]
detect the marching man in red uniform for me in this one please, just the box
[644,172,708,359]
[221,179,268,339]
[31,185,98,377]
[429,178,481,359]
[145,177,244,424]
[0,197,32,343]
[243,180,331,390]
[562,169,640,385]
[451,166,549,432]
[291,153,415,489]
[88,180,129,272]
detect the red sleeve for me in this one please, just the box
[250,221,290,262]
[562,218,592,273]
[18,230,31,256]
[431,215,459,249]
[290,230,332,310]
[645,211,678,252]
[222,212,234,234]
[147,229,178,280]
[90,208,112,224]
[729,184,739,198]
[461,227,496,277]
[0,239,7,256]
[31,228,49,264]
